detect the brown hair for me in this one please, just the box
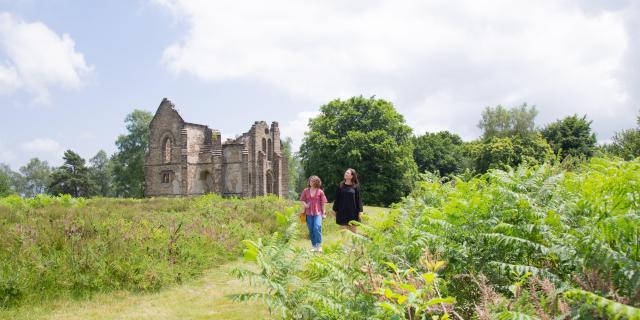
[307,175,323,189]
[340,168,359,188]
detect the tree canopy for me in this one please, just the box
[607,112,640,160]
[542,114,597,159]
[48,150,92,197]
[18,158,51,197]
[110,110,153,197]
[478,103,538,140]
[299,96,417,206]
[413,131,465,177]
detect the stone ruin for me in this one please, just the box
[144,98,288,198]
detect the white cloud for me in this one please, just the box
[20,138,61,153]
[281,111,320,152]
[0,140,16,164]
[0,12,92,104]
[156,0,636,141]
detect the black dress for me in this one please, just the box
[333,184,363,226]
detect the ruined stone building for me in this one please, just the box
[144,98,288,198]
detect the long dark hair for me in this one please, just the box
[340,168,359,188]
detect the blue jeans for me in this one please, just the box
[306,214,323,247]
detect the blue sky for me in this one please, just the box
[1,0,638,170]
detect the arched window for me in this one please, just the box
[162,137,172,164]
[262,138,267,153]
[266,171,274,194]
[267,139,272,161]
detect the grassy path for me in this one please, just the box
[2,206,388,320]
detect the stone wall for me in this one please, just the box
[144,98,287,198]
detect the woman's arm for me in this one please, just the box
[355,186,363,214]
[299,188,309,208]
[320,190,328,217]
[332,186,340,213]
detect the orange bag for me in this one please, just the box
[299,211,306,223]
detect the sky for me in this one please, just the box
[0,0,638,170]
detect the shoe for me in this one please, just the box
[316,246,323,253]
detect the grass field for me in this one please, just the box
[0,206,387,320]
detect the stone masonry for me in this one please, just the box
[144,98,288,198]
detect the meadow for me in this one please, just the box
[0,194,295,309]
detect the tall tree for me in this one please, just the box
[0,165,12,197]
[542,114,597,159]
[88,150,112,196]
[19,158,51,197]
[280,137,305,199]
[478,103,538,140]
[299,96,417,206]
[48,150,92,197]
[0,163,20,196]
[111,110,153,198]
[413,131,465,176]
[607,112,640,160]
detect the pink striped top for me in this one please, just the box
[300,188,328,216]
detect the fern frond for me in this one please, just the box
[564,289,640,320]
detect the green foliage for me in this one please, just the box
[413,131,466,176]
[0,194,295,308]
[110,109,153,198]
[48,150,92,197]
[608,129,640,160]
[607,113,640,160]
[0,164,19,197]
[474,133,552,173]
[280,137,304,199]
[236,158,640,319]
[299,96,417,206]
[88,150,112,196]
[0,168,12,197]
[18,158,51,197]
[564,289,640,319]
[478,103,538,140]
[542,114,597,160]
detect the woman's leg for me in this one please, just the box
[312,215,322,247]
[306,215,315,247]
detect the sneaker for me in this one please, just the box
[316,246,323,253]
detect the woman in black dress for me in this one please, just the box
[332,168,363,233]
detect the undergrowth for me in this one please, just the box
[233,158,640,319]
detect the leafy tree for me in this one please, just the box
[413,131,465,176]
[0,163,19,196]
[110,110,153,198]
[281,137,305,199]
[478,103,538,139]
[542,114,597,159]
[88,150,112,196]
[299,96,417,206]
[18,158,51,197]
[0,166,12,197]
[474,133,552,173]
[48,150,92,197]
[607,112,640,160]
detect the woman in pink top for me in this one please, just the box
[300,175,328,252]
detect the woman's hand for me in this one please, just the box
[322,213,327,219]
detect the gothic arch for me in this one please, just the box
[266,170,274,194]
